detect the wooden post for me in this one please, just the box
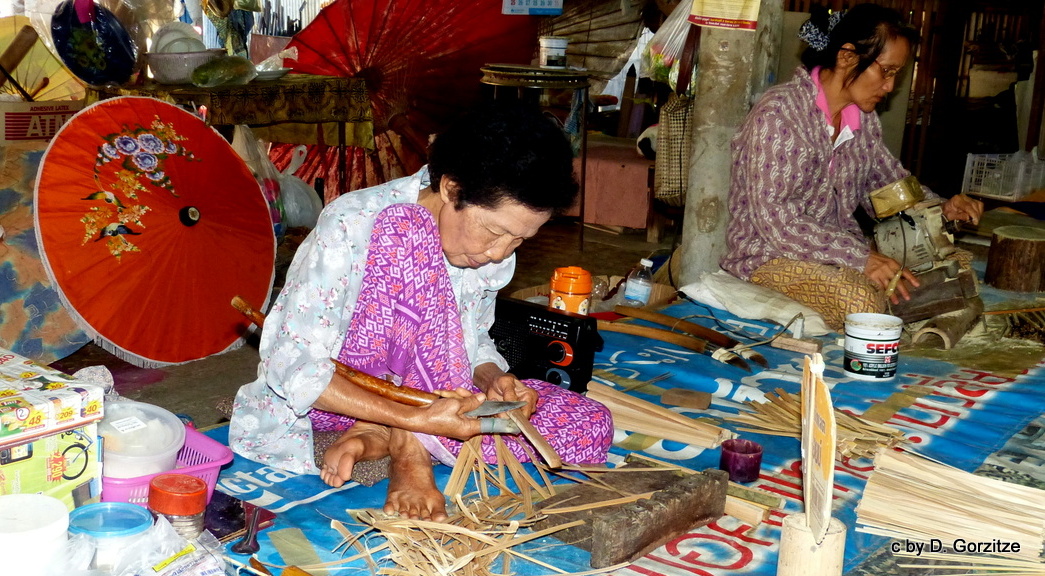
[678,0,782,284]
[984,225,1045,292]
[777,513,846,576]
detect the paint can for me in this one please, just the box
[843,313,903,380]
[539,36,569,69]
[549,266,591,315]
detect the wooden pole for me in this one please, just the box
[777,513,846,576]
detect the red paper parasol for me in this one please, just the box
[275,0,539,200]
[34,96,276,367]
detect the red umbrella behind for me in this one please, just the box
[35,96,276,367]
[278,0,539,199]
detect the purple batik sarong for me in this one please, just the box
[308,203,612,465]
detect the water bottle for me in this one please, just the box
[622,258,654,307]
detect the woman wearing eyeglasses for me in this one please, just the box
[721,3,983,331]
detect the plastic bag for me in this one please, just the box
[191,55,257,87]
[640,2,697,94]
[680,270,831,336]
[232,125,285,239]
[279,146,324,229]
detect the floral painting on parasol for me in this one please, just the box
[34,96,276,367]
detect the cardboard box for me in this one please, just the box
[0,422,102,511]
[510,275,676,310]
[1,100,85,145]
[0,349,105,447]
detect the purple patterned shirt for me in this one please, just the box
[720,67,937,280]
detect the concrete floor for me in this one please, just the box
[56,219,673,428]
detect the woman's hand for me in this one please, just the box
[473,363,538,418]
[941,194,984,225]
[423,388,487,440]
[864,251,919,304]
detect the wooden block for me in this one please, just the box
[533,464,728,568]
[771,336,822,355]
[661,388,712,409]
[725,495,769,525]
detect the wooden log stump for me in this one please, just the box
[985,225,1045,292]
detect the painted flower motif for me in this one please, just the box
[146,170,166,182]
[137,133,165,154]
[114,135,139,155]
[166,141,178,154]
[132,152,158,171]
[102,143,120,159]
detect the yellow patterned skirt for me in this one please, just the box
[750,250,974,332]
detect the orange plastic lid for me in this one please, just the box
[551,266,592,293]
[148,473,207,516]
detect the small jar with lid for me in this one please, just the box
[148,473,208,541]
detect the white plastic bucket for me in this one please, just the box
[539,36,569,69]
[843,313,903,380]
[0,494,70,576]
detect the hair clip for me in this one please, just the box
[798,9,846,51]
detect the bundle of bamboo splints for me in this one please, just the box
[856,449,1045,562]
[986,306,1045,344]
[258,437,629,576]
[585,381,734,448]
[724,388,907,459]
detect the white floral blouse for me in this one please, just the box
[228,167,513,473]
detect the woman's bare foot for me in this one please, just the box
[384,427,447,521]
[320,421,391,488]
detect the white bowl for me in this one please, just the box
[99,399,186,478]
[147,50,222,84]
[254,68,291,82]
[160,36,207,54]
[151,21,201,52]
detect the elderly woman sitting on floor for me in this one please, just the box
[229,102,613,521]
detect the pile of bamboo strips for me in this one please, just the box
[856,449,1045,560]
[586,382,734,448]
[315,437,627,576]
[725,388,907,459]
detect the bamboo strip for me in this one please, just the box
[540,491,657,514]
[725,389,907,460]
[586,382,732,448]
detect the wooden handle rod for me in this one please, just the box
[597,319,708,353]
[613,305,736,348]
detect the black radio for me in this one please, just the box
[489,296,602,393]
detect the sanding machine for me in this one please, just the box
[869,176,980,325]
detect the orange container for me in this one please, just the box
[549,266,592,315]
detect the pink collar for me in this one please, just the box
[812,66,861,132]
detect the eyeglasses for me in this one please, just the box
[872,60,902,80]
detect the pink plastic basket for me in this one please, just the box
[101,425,233,507]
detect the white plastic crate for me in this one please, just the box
[961,152,1045,201]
